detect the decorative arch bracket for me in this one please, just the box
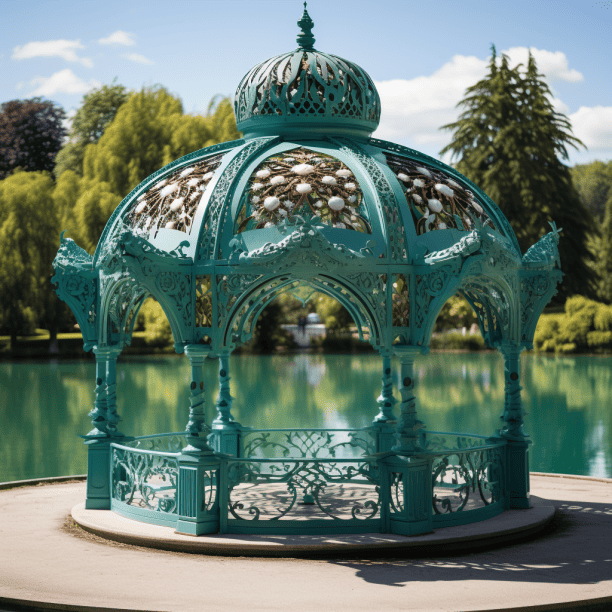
[98,232,195,349]
[411,226,523,348]
[519,223,564,349]
[51,232,98,351]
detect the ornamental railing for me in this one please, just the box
[108,428,507,535]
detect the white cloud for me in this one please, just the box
[570,106,612,151]
[502,47,583,83]
[12,39,93,68]
[374,54,488,148]
[373,48,585,157]
[123,53,153,65]
[98,30,136,46]
[27,69,101,96]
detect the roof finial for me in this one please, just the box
[296,2,315,50]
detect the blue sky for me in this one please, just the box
[1,0,611,166]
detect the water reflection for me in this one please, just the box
[0,352,610,481]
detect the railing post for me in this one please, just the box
[373,354,396,453]
[380,453,433,536]
[84,344,123,510]
[392,347,425,453]
[176,344,220,535]
[499,342,531,509]
[211,353,241,457]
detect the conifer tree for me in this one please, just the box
[440,47,596,301]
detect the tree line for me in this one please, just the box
[0,84,240,345]
[1,48,611,351]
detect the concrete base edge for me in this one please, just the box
[71,496,556,558]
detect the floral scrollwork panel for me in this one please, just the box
[111,447,179,514]
[392,274,410,328]
[242,429,376,460]
[414,267,452,330]
[432,447,504,514]
[156,271,192,329]
[226,459,380,522]
[345,272,387,332]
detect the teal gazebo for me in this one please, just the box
[52,6,562,536]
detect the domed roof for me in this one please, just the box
[53,4,561,356]
[234,5,381,139]
[94,136,521,268]
[92,4,522,268]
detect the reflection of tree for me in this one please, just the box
[2,353,610,480]
[0,361,88,480]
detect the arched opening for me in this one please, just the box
[219,273,383,353]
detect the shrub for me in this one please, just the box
[534,297,612,354]
[139,299,173,349]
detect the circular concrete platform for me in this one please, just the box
[71,496,555,557]
[1,474,611,612]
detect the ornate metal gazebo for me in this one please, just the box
[52,6,562,536]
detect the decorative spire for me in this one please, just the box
[296,2,315,50]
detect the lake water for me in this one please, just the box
[1,352,611,482]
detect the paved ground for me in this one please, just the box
[0,474,611,612]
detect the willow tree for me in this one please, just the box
[54,82,129,177]
[440,47,596,301]
[0,172,69,345]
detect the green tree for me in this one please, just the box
[0,98,66,180]
[440,47,596,301]
[0,171,65,346]
[72,179,122,253]
[162,97,241,165]
[82,86,185,197]
[595,201,612,303]
[571,160,612,223]
[54,82,129,177]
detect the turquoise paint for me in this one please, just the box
[49,5,564,535]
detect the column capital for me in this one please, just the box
[392,346,424,360]
[93,344,122,359]
[184,344,213,360]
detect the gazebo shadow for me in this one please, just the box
[327,497,612,587]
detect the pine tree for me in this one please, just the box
[440,47,596,301]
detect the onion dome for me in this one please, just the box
[234,4,381,139]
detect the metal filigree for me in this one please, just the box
[242,428,376,459]
[199,138,275,261]
[234,49,380,128]
[112,445,179,514]
[392,274,410,327]
[126,155,223,237]
[334,139,407,260]
[156,271,192,328]
[235,147,371,233]
[195,275,213,327]
[385,154,496,234]
[431,446,504,514]
[227,459,380,522]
